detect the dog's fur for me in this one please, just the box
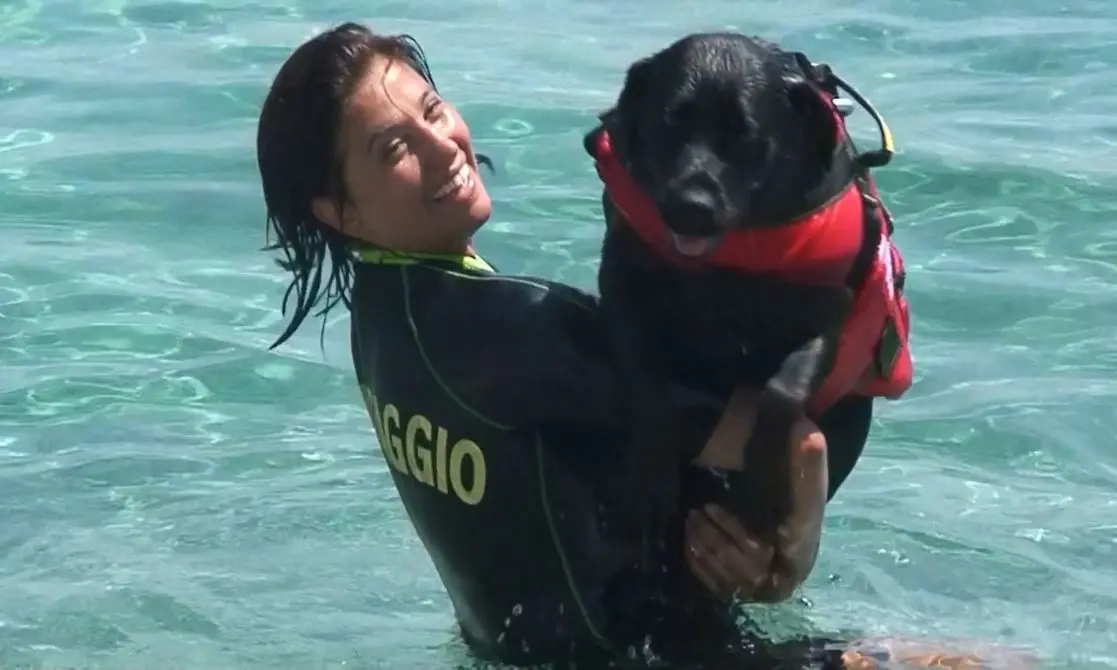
[591,33,875,544]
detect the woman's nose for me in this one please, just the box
[414,120,459,164]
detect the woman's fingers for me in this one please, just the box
[685,508,776,599]
[684,541,728,597]
[703,505,765,552]
[684,511,737,597]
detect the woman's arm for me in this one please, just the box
[685,386,829,602]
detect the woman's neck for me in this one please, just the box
[358,231,474,258]
[422,236,473,257]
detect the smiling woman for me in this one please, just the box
[305,56,492,255]
[255,21,706,666]
[256,25,494,352]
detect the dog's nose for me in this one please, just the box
[660,190,718,236]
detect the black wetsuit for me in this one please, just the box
[349,248,872,668]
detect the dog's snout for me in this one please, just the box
[660,189,718,236]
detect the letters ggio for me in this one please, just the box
[360,387,486,505]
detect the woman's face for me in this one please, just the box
[312,55,493,254]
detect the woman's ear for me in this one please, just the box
[311,196,344,231]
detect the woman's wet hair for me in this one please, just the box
[256,22,491,349]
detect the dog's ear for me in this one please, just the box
[616,57,653,119]
[611,57,654,164]
[784,75,839,167]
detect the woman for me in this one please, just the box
[254,21,869,668]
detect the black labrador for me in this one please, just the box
[586,32,877,555]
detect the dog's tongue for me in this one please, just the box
[671,233,710,257]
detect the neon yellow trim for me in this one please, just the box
[535,433,617,654]
[356,247,494,273]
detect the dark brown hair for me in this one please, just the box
[256,22,490,349]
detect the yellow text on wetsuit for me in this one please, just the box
[359,386,487,505]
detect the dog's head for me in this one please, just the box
[605,33,842,250]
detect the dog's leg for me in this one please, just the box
[597,229,681,565]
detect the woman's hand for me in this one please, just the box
[685,387,829,602]
[684,503,773,600]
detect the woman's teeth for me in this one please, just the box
[432,164,473,201]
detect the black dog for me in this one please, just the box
[587,33,893,555]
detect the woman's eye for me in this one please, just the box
[383,139,406,161]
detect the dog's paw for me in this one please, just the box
[766,336,826,406]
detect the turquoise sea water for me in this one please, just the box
[3,0,1117,667]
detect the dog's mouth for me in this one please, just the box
[670,232,720,257]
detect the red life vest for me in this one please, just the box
[588,113,914,417]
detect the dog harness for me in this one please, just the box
[586,58,913,416]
